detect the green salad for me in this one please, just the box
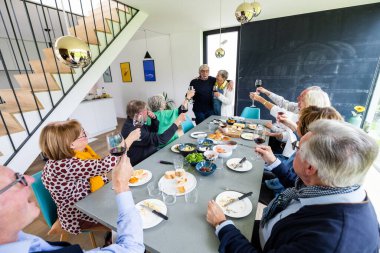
[185,153,204,164]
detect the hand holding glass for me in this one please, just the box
[107,133,125,156]
[133,113,145,141]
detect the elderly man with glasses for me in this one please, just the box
[207,119,379,253]
[0,155,145,253]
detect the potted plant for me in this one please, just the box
[163,92,175,110]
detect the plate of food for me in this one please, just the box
[129,169,152,186]
[158,171,197,196]
[136,199,167,229]
[170,143,180,153]
[226,158,253,172]
[240,132,259,141]
[190,131,208,139]
[247,124,257,130]
[215,191,252,218]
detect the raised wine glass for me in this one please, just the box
[133,113,145,141]
[188,86,195,104]
[106,132,125,156]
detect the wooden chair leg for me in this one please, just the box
[89,232,97,248]
[60,231,69,242]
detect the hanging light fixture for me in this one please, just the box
[144,30,152,59]
[235,0,261,24]
[215,0,225,58]
[54,0,91,68]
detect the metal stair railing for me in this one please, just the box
[0,0,139,165]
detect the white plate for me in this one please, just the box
[190,131,208,139]
[170,144,180,153]
[158,172,197,196]
[247,124,257,130]
[129,170,152,187]
[240,133,259,141]
[136,199,167,229]
[215,191,253,218]
[226,158,253,172]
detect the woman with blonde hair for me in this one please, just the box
[40,119,140,235]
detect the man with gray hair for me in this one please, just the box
[189,64,233,124]
[207,119,379,252]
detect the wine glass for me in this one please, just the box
[180,104,188,113]
[133,113,145,141]
[213,85,218,98]
[106,132,126,156]
[188,86,195,104]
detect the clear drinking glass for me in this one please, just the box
[106,132,125,156]
[147,182,161,197]
[185,188,198,204]
[162,188,177,205]
[173,156,184,170]
[251,79,262,107]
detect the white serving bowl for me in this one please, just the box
[213,145,233,158]
[204,150,219,161]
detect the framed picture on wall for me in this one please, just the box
[103,67,112,82]
[143,59,156,82]
[120,62,132,82]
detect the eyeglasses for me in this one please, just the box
[76,128,87,140]
[0,173,28,195]
[291,141,300,151]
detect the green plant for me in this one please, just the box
[163,92,175,109]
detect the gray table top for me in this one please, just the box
[76,116,269,253]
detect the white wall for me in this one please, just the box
[96,30,203,119]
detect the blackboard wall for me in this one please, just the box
[236,3,380,121]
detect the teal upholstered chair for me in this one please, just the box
[240,107,260,119]
[181,115,195,133]
[32,171,98,246]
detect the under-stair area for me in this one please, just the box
[0,0,148,172]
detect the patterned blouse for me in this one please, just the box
[42,156,117,234]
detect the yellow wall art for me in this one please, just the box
[120,62,132,82]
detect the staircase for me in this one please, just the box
[0,0,148,172]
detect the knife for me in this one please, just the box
[141,204,169,220]
[159,160,174,165]
[233,157,247,169]
[223,192,253,207]
[192,132,207,137]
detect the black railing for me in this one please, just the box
[0,0,139,165]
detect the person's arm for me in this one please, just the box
[179,90,194,112]
[207,200,258,253]
[216,89,232,105]
[137,113,186,147]
[86,155,145,253]
[147,111,159,132]
[258,88,299,113]
[250,93,274,111]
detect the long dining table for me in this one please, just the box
[76,116,270,253]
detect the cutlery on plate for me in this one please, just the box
[159,160,174,165]
[192,132,206,137]
[233,157,247,169]
[223,191,253,207]
[141,204,169,220]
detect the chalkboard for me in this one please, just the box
[236,3,380,122]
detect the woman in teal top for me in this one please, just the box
[147,90,194,147]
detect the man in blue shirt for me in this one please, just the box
[0,154,145,253]
[206,120,380,253]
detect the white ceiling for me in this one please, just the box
[126,0,380,40]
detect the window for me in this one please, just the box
[204,28,239,115]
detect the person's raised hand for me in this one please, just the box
[112,154,132,194]
[125,128,141,146]
[256,87,270,96]
[255,145,276,165]
[206,200,226,228]
[147,110,156,119]
[186,90,195,99]
[227,80,234,91]
[264,122,273,129]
